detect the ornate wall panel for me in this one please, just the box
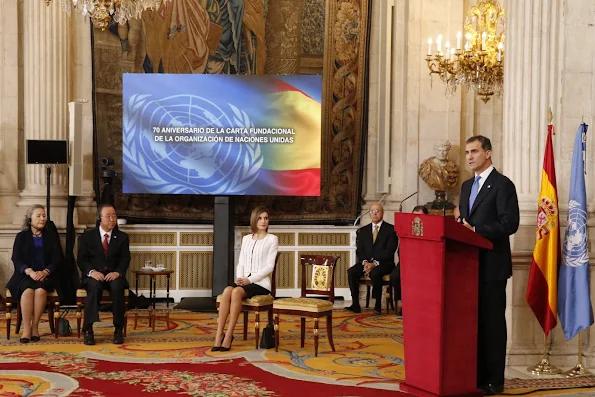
[180,232,214,246]
[298,232,350,246]
[275,251,296,289]
[92,0,372,224]
[179,251,214,290]
[128,232,177,246]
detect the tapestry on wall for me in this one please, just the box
[92,0,371,223]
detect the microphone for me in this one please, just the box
[442,192,452,216]
[398,192,418,213]
[353,194,387,226]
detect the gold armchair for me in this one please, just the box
[272,255,338,357]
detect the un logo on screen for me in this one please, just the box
[123,94,263,194]
[562,200,589,268]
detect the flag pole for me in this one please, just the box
[527,333,561,375]
[526,107,562,375]
[564,332,592,377]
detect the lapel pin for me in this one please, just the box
[487,185,491,189]
[113,235,117,239]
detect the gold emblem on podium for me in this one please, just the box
[412,217,424,236]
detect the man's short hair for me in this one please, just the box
[97,204,115,219]
[466,135,492,152]
[412,205,428,214]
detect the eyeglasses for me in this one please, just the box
[369,210,382,215]
[101,214,117,220]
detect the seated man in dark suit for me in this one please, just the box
[346,203,398,314]
[78,204,130,345]
[391,205,428,316]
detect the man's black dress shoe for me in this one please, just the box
[83,331,96,346]
[373,305,382,315]
[345,305,362,313]
[113,328,124,344]
[480,384,504,396]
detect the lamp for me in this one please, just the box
[425,0,505,103]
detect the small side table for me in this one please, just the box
[132,269,174,331]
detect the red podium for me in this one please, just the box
[394,213,493,397]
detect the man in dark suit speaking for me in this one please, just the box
[78,204,131,345]
[346,203,398,314]
[458,136,519,396]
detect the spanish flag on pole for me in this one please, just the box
[526,120,560,335]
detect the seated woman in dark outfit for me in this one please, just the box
[6,204,61,343]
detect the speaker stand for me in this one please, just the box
[45,165,51,221]
[212,196,235,296]
[187,197,235,312]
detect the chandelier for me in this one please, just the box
[425,0,505,103]
[45,0,171,31]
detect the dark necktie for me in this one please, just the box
[103,233,109,256]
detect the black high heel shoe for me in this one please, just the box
[219,336,234,352]
[19,337,30,344]
[31,336,41,342]
[211,346,221,352]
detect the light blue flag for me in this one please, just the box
[558,123,593,340]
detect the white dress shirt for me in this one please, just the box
[475,165,495,193]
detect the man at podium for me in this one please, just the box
[346,203,398,314]
[458,136,520,395]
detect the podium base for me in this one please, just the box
[400,383,483,397]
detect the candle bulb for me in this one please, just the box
[456,31,462,49]
[465,33,472,52]
[450,48,455,60]
[428,37,433,56]
[437,34,442,53]
[481,32,487,51]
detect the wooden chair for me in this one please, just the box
[5,289,60,340]
[75,289,129,337]
[273,255,339,357]
[360,274,395,313]
[216,252,280,349]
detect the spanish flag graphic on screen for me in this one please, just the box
[122,74,322,196]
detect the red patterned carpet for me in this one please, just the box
[2,310,595,396]
[0,352,405,396]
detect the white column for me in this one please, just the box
[502,0,569,366]
[502,0,563,216]
[18,0,71,225]
[71,9,98,226]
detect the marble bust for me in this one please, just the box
[418,140,460,193]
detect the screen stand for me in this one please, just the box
[45,165,51,221]
[172,197,235,313]
[213,196,235,296]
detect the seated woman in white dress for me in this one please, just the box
[213,206,278,351]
